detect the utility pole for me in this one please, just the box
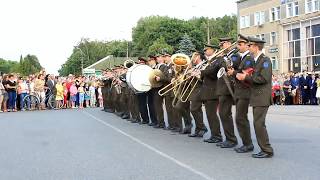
[126,41,129,58]
[207,18,210,44]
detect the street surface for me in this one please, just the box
[0,106,319,180]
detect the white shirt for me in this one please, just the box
[254,51,263,62]
[205,54,215,61]
[240,50,250,60]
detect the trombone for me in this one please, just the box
[179,42,238,102]
[158,53,191,96]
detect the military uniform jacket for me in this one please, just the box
[245,53,273,107]
[162,63,175,97]
[156,63,169,90]
[232,52,254,99]
[200,58,220,100]
[215,57,234,96]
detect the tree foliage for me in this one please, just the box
[177,34,196,57]
[59,15,237,76]
[58,39,129,76]
[0,55,42,75]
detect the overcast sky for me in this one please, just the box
[0,0,237,74]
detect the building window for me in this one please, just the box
[271,57,278,70]
[286,28,301,72]
[270,6,281,21]
[240,15,250,29]
[306,0,320,13]
[254,11,265,25]
[287,1,299,17]
[306,24,320,71]
[271,32,277,45]
[256,34,265,41]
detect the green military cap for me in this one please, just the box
[248,36,266,44]
[238,34,249,43]
[138,57,148,62]
[218,37,233,42]
[203,44,219,51]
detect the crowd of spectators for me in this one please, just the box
[0,70,103,113]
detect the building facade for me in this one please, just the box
[237,0,320,73]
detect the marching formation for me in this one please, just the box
[100,34,274,158]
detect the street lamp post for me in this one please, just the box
[75,47,85,75]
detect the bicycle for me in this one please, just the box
[22,89,63,110]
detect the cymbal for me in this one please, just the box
[149,69,165,88]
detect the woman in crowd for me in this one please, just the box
[69,81,78,108]
[34,74,46,110]
[55,78,64,109]
[282,75,292,105]
[272,76,281,105]
[17,77,29,111]
[0,76,6,112]
[5,74,18,112]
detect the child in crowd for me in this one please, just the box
[84,83,90,108]
[89,83,96,107]
[78,83,85,109]
[17,78,29,111]
[55,79,64,109]
[69,82,78,108]
[63,82,68,108]
[97,84,103,108]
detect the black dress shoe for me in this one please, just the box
[138,121,147,125]
[204,136,222,143]
[168,127,175,130]
[121,115,130,119]
[153,124,161,128]
[148,122,156,126]
[188,132,202,137]
[234,145,254,153]
[171,128,181,133]
[180,127,191,134]
[217,141,237,148]
[252,151,273,158]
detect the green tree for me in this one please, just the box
[147,37,173,56]
[177,34,196,57]
[19,55,42,76]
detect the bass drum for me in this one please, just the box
[126,64,153,92]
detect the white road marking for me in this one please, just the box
[82,111,215,180]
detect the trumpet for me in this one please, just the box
[178,42,238,102]
[216,43,239,101]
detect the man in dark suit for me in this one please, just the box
[228,34,254,153]
[236,37,274,158]
[216,37,238,148]
[300,70,311,105]
[309,74,317,105]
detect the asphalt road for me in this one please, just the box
[0,106,319,180]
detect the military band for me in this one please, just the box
[100,34,274,158]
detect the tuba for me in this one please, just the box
[124,59,135,69]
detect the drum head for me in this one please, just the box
[126,64,152,92]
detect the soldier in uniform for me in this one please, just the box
[152,54,167,129]
[200,45,223,144]
[119,66,130,119]
[136,57,151,124]
[162,52,177,130]
[146,56,158,126]
[101,69,113,112]
[216,37,238,148]
[236,36,274,158]
[188,51,206,138]
[227,34,254,153]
